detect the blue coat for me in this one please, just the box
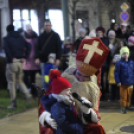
[44,63,58,83]
[41,95,83,134]
[3,31,31,63]
[114,58,134,85]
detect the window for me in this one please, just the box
[47,9,64,40]
[13,9,39,34]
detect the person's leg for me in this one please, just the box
[131,85,134,106]
[17,62,32,103]
[40,63,45,88]
[127,87,133,107]
[6,63,17,108]
[30,70,38,98]
[23,70,30,88]
[110,84,116,101]
[120,85,128,113]
[116,85,120,100]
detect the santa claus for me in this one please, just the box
[38,38,109,134]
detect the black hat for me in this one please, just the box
[6,24,14,32]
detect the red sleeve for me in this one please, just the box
[38,85,52,116]
[93,91,102,121]
[38,85,55,134]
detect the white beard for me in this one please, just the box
[62,65,100,115]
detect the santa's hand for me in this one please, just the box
[39,111,57,130]
[51,94,72,105]
[81,97,92,107]
[46,113,57,130]
[82,109,98,124]
[80,97,92,114]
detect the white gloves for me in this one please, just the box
[80,97,92,114]
[51,94,73,106]
[80,97,98,124]
[39,111,57,130]
[82,109,98,124]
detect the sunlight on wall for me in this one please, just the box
[13,9,39,34]
[48,9,64,40]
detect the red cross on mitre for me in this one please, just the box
[76,38,109,75]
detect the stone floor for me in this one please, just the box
[0,101,134,134]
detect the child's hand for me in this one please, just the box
[117,83,121,87]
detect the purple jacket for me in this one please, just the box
[23,32,40,70]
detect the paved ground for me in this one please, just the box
[100,101,134,134]
[0,101,134,134]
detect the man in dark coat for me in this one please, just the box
[96,26,110,100]
[35,19,62,88]
[3,24,32,109]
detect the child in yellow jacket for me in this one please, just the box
[108,54,121,101]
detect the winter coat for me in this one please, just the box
[108,64,116,84]
[44,63,58,83]
[41,95,83,134]
[130,30,134,36]
[35,30,62,63]
[100,37,109,48]
[115,28,123,39]
[70,37,84,52]
[3,31,31,63]
[114,58,134,85]
[128,46,134,61]
[109,38,120,57]
[62,44,71,55]
[100,37,110,67]
[23,31,40,70]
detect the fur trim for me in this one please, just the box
[39,111,50,127]
[62,66,100,116]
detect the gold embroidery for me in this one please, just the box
[76,60,98,75]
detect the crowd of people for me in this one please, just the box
[2,19,134,134]
[61,23,134,111]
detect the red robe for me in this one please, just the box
[38,84,106,134]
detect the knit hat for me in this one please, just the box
[114,54,121,62]
[78,28,86,34]
[120,46,130,56]
[76,38,109,75]
[48,53,56,60]
[96,26,105,33]
[49,70,71,94]
[108,30,116,38]
[89,30,96,38]
[128,36,134,44]
[6,24,14,32]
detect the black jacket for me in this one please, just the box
[100,37,110,67]
[129,46,134,61]
[35,30,62,63]
[3,31,31,63]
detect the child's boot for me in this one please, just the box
[121,107,127,114]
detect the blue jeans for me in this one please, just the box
[40,63,49,90]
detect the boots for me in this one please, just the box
[7,100,17,109]
[121,107,127,114]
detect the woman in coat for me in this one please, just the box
[23,24,40,98]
